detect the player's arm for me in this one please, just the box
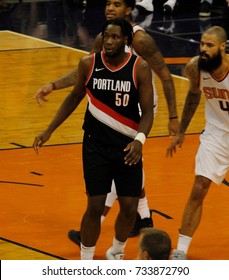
[34,34,103,105]
[124,58,154,165]
[166,57,201,157]
[33,55,91,153]
[132,30,179,135]
[136,58,154,137]
[179,56,202,134]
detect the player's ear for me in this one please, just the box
[124,35,128,46]
[125,7,132,17]
[220,41,226,53]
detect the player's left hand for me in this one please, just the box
[123,140,143,166]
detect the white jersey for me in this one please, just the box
[125,24,158,113]
[199,70,229,132]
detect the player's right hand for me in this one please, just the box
[166,132,185,158]
[33,83,54,105]
[33,130,52,154]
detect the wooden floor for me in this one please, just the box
[1,30,229,260]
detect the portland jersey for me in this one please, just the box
[83,51,141,147]
[200,69,229,132]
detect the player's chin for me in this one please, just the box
[104,49,114,56]
[106,14,116,20]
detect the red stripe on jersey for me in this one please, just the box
[87,89,139,130]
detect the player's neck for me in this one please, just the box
[211,55,229,79]
[105,52,129,67]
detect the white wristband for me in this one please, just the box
[134,132,146,145]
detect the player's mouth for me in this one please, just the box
[200,52,210,59]
[106,13,116,19]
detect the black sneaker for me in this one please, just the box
[129,210,153,238]
[199,1,211,17]
[68,229,81,247]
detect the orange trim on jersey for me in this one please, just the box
[101,51,132,71]
[210,68,229,82]
[86,89,139,130]
[133,56,141,89]
[85,53,95,85]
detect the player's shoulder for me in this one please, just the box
[135,55,150,72]
[185,56,199,78]
[79,53,94,70]
[186,56,199,69]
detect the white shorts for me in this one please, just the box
[195,123,229,185]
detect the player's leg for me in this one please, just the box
[129,170,153,237]
[172,175,211,260]
[78,133,113,259]
[172,128,229,259]
[106,155,142,259]
[106,196,139,259]
[80,194,107,259]
[101,181,118,221]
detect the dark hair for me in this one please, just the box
[140,228,172,260]
[123,0,135,9]
[101,18,133,46]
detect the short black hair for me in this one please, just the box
[123,0,135,9]
[101,18,133,46]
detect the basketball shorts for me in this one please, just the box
[82,133,143,197]
[195,123,229,185]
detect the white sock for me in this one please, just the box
[137,197,150,219]
[111,237,126,254]
[80,244,95,260]
[177,234,192,254]
[100,215,105,223]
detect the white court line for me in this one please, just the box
[1,30,188,79]
[1,30,88,54]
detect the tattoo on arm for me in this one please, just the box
[136,34,177,115]
[54,69,78,89]
[180,90,201,133]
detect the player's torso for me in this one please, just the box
[200,69,229,132]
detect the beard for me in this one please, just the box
[198,50,222,72]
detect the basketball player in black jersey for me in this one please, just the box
[33,18,154,260]
[34,0,179,242]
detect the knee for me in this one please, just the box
[87,201,105,218]
[120,203,137,219]
[190,176,211,203]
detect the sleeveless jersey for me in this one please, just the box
[83,51,141,147]
[199,69,229,132]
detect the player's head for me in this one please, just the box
[105,0,135,21]
[137,228,172,260]
[198,26,227,72]
[102,18,133,57]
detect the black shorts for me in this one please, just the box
[82,133,143,197]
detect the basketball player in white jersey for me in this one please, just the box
[34,0,179,239]
[167,26,229,259]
